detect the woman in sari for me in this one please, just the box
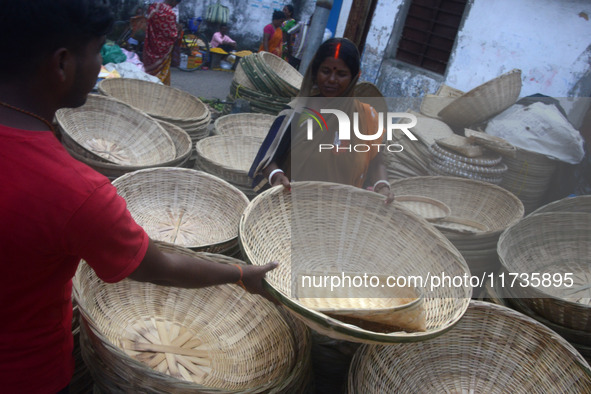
[249,38,394,202]
[143,0,181,85]
[259,10,285,57]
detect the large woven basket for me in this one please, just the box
[112,168,248,255]
[239,182,472,344]
[391,176,524,276]
[98,78,211,144]
[56,94,176,166]
[64,120,192,180]
[419,83,464,119]
[438,69,522,129]
[195,135,263,187]
[348,301,591,393]
[498,212,591,332]
[213,113,276,138]
[73,243,308,393]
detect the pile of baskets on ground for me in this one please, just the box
[57,61,591,392]
[386,68,562,214]
[226,51,302,115]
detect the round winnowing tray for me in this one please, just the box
[395,195,451,222]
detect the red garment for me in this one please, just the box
[0,125,149,393]
[143,2,178,78]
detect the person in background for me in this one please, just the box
[259,10,285,57]
[143,0,182,85]
[210,24,237,52]
[249,38,394,202]
[0,1,277,393]
[281,4,297,60]
[287,15,334,70]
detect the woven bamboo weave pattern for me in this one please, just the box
[348,301,591,393]
[239,181,471,344]
[498,212,591,332]
[213,113,276,138]
[112,168,248,252]
[56,94,176,166]
[195,135,263,187]
[64,120,192,180]
[73,245,302,393]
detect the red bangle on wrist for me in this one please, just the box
[232,264,247,290]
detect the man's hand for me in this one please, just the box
[241,262,279,300]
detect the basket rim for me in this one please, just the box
[195,135,263,177]
[238,181,472,344]
[98,78,210,123]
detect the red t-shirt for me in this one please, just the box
[0,125,149,393]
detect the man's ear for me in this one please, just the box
[49,47,74,83]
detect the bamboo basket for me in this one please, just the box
[64,120,192,181]
[348,301,591,393]
[394,195,451,222]
[256,52,302,97]
[391,176,524,277]
[213,113,276,138]
[112,168,248,254]
[73,244,308,393]
[529,194,591,216]
[239,182,472,344]
[438,69,522,129]
[498,212,591,332]
[56,94,176,166]
[98,78,211,145]
[195,135,263,187]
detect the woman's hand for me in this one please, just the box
[270,171,291,190]
[374,183,395,204]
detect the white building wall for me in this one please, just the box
[362,0,591,103]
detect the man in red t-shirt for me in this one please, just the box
[0,2,277,393]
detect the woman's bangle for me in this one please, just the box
[373,180,390,192]
[232,264,247,290]
[268,169,284,185]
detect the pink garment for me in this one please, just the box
[210,31,236,48]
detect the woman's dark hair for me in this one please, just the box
[310,38,360,81]
[284,5,294,17]
[272,10,286,21]
[0,0,114,76]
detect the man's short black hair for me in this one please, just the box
[0,0,114,76]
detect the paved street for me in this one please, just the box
[170,67,234,101]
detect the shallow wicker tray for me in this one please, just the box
[420,84,464,119]
[395,195,451,222]
[195,135,263,187]
[98,78,209,123]
[239,182,472,344]
[465,128,517,157]
[213,112,276,138]
[348,301,591,393]
[391,176,523,237]
[112,168,249,253]
[438,69,522,129]
[56,94,176,166]
[73,243,305,393]
[64,120,192,180]
[255,52,302,97]
[498,212,591,332]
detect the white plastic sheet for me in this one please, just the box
[486,102,585,164]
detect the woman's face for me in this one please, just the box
[315,57,353,97]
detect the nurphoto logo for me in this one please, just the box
[299,108,418,153]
